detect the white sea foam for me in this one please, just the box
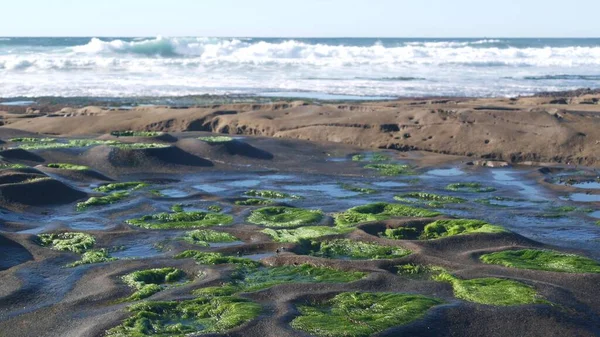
[1,37,599,98]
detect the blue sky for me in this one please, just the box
[1,0,598,37]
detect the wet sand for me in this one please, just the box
[0,105,599,336]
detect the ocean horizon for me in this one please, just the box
[1,36,600,100]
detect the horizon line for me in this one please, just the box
[1,35,600,39]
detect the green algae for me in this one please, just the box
[127,211,233,229]
[76,192,129,210]
[339,183,377,194]
[291,292,443,337]
[420,219,506,239]
[352,153,390,162]
[208,205,223,212]
[38,232,95,254]
[384,219,505,241]
[182,229,238,247]
[244,189,301,199]
[394,192,466,207]
[198,136,234,143]
[111,131,164,137]
[68,139,121,147]
[175,250,259,267]
[235,198,275,206]
[433,272,545,306]
[0,163,28,169]
[262,226,354,243]
[10,137,56,143]
[170,204,185,213]
[105,295,261,336]
[122,268,186,301]
[538,205,593,218]
[334,202,441,227]
[95,181,149,193]
[19,139,121,150]
[18,142,74,150]
[109,143,170,150]
[396,264,446,277]
[446,182,496,193]
[247,206,324,228]
[364,163,414,176]
[480,249,600,273]
[351,154,365,161]
[68,249,116,267]
[307,239,411,260]
[46,163,90,170]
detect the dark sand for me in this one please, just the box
[0,96,599,337]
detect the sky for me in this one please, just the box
[0,0,598,37]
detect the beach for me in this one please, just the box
[0,89,599,336]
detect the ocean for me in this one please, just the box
[1,37,599,100]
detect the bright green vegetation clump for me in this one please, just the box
[480,249,600,273]
[76,192,129,210]
[105,295,261,336]
[235,198,275,206]
[175,250,259,267]
[198,136,234,143]
[127,211,233,229]
[446,182,496,193]
[110,131,164,137]
[420,219,506,240]
[208,205,223,212]
[38,232,95,253]
[68,249,116,267]
[171,203,185,212]
[352,153,390,162]
[475,196,520,207]
[308,239,411,260]
[433,272,545,306]
[247,206,324,228]
[0,163,28,169]
[351,154,365,161]
[339,184,377,194]
[244,189,301,199]
[10,137,56,143]
[19,139,122,150]
[394,192,466,207]
[396,264,446,277]
[182,229,238,247]
[290,292,443,337]
[17,142,73,150]
[334,202,441,227]
[95,181,149,193]
[46,163,90,170]
[122,268,186,301]
[109,143,170,150]
[68,139,121,147]
[262,226,354,243]
[364,163,414,176]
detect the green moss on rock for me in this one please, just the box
[364,163,414,176]
[38,232,95,254]
[111,131,164,137]
[446,182,496,193]
[175,251,259,267]
[334,202,440,227]
[235,198,275,206]
[122,268,186,301]
[262,226,354,243]
[394,192,466,207]
[308,239,411,260]
[10,137,56,143]
[433,272,545,306]
[105,295,261,336]
[420,219,506,239]
[109,143,170,150]
[248,206,323,228]
[77,192,129,210]
[339,184,377,194]
[198,136,234,143]
[0,163,28,169]
[127,211,233,229]
[95,181,149,193]
[182,229,238,246]
[47,163,90,170]
[244,189,301,199]
[480,249,600,273]
[68,249,116,267]
[291,292,443,337]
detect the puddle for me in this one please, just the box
[426,168,464,177]
[159,189,190,198]
[68,221,106,230]
[491,170,545,200]
[284,184,359,198]
[0,100,36,106]
[562,193,600,203]
[590,211,600,219]
[565,181,600,190]
[372,181,408,188]
[193,184,227,193]
[260,174,296,181]
[243,252,276,261]
[326,157,348,162]
[112,244,162,259]
[225,179,262,188]
[209,241,244,248]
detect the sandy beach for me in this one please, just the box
[0,90,599,336]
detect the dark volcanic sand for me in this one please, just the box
[0,128,599,337]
